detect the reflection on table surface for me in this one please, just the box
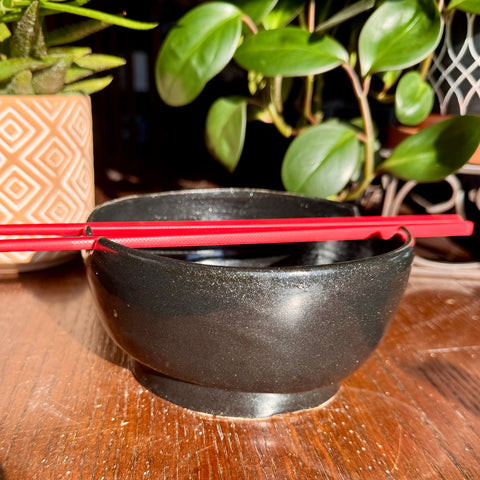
[0,258,479,479]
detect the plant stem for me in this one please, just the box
[419,0,443,79]
[298,9,307,29]
[303,0,317,124]
[419,52,433,80]
[269,77,293,137]
[241,14,257,34]
[272,75,283,113]
[304,75,316,124]
[268,102,293,137]
[307,0,315,32]
[342,63,376,201]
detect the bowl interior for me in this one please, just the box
[88,189,409,268]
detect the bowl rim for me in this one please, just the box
[86,188,414,273]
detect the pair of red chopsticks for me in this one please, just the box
[0,214,473,252]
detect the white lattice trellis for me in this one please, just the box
[428,11,480,115]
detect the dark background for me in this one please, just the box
[81,0,395,196]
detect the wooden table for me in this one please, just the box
[1,258,479,479]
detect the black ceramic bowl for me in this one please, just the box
[84,189,414,418]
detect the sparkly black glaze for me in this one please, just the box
[84,189,414,418]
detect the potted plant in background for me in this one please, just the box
[155,0,480,206]
[374,0,480,269]
[0,0,156,272]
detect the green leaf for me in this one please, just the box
[155,2,243,107]
[61,75,113,94]
[70,1,93,6]
[65,65,92,83]
[38,1,158,30]
[0,57,56,82]
[281,122,360,198]
[262,0,304,29]
[45,18,110,47]
[9,1,47,58]
[378,70,401,91]
[315,0,375,34]
[231,0,278,24]
[48,46,92,57]
[359,0,442,76]
[447,0,480,14]
[395,71,434,125]
[0,9,23,24]
[234,27,348,77]
[1,70,35,94]
[32,55,73,93]
[205,96,247,172]
[9,2,37,58]
[0,22,11,42]
[74,54,125,71]
[380,115,480,181]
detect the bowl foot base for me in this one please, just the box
[132,362,339,418]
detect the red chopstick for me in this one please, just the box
[0,214,468,236]
[0,214,473,252]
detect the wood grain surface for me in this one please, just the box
[0,258,479,479]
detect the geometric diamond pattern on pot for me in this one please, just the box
[0,201,14,223]
[36,189,78,224]
[0,249,34,264]
[32,136,74,177]
[34,96,70,122]
[0,95,94,270]
[66,156,95,210]
[66,102,92,146]
[0,151,6,169]
[0,164,42,211]
[0,107,37,153]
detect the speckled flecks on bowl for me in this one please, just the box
[84,189,414,418]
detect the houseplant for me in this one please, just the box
[382,1,480,267]
[0,0,156,271]
[155,0,480,202]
